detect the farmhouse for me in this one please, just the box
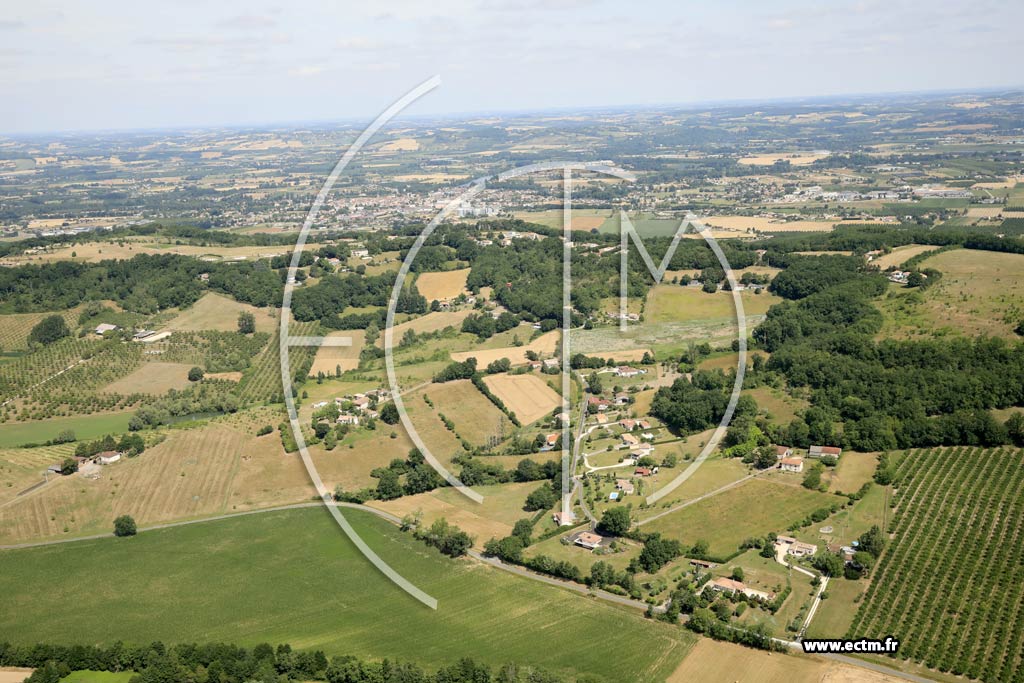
[708,577,775,602]
[619,418,637,431]
[588,396,611,411]
[337,414,360,426]
[96,451,121,465]
[775,536,818,557]
[621,433,640,447]
[631,443,654,458]
[615,479,635,495]
[94,323,118,335]
[634,466,654,477]
[808,445,842,458]
[613,392,630,405]
[779,457,804,473]
[614,366,645,378]
[542,358,559,370]
[774,445,793,458]
[351,248,370,258]
[574,531,603,550]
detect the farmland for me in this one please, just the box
[450,330,559,367]
[848,447,1024,682]
[0,507,694,682]
[101,361,193,395]
[640,477,836,559]
[308,329,365,376]
[168,292,277,333]
[482,373,561,425]
[645,285,781,324]
[415,268,470,301]
[418,379,508,446]
[877,249,1024,339]
[666,638,904,683]
[0,423,287,543]
[0,412,134,448]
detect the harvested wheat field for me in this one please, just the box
[309,330,365,376]
[450,330,559,367]
[666,639,903,683]
[379,137,420,151]
[415,268,470,301]
[102,362,194,395]
[482,373,561,425]
[737,151,830,166]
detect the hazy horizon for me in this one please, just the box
[3,0,1021,134]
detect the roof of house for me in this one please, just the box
[810,445,842,455]
[710,577,745,592]
[774,445,792,455]
[577,532,602,546]
[780,457,803,466]
[621,433,639,445]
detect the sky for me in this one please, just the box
[1,0,1021,134]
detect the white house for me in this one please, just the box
[779,457,804,473]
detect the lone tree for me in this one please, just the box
[597,506,632,536]
[237,311,256,334]
[28,315,70,346]
[187,366,204,382]
[113,515,137,537]
[59,457,78,475]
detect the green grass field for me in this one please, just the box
[641,477,835,559]
[60,672,137,683]
[644,286,780,324]
[0,412,134,448]
[877,248,1024,340]
[0,507,693,682]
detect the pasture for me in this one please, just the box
[415,268,470,301]
[0,507,694,682]
[101,361,193,395]
[0,412,134,448]
[640,477,835,559]
[168,293,277,333]
[826,451,878,493]
[878,248,1024,339]
[482,373,561,425]
[387,310,472,339]
[644,285,781,324]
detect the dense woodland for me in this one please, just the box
[0,641,564,683]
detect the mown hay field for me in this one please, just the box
[450,330,559,367]
[415,268,470,301]
[482,373,561,425]
[101,361,194,395]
